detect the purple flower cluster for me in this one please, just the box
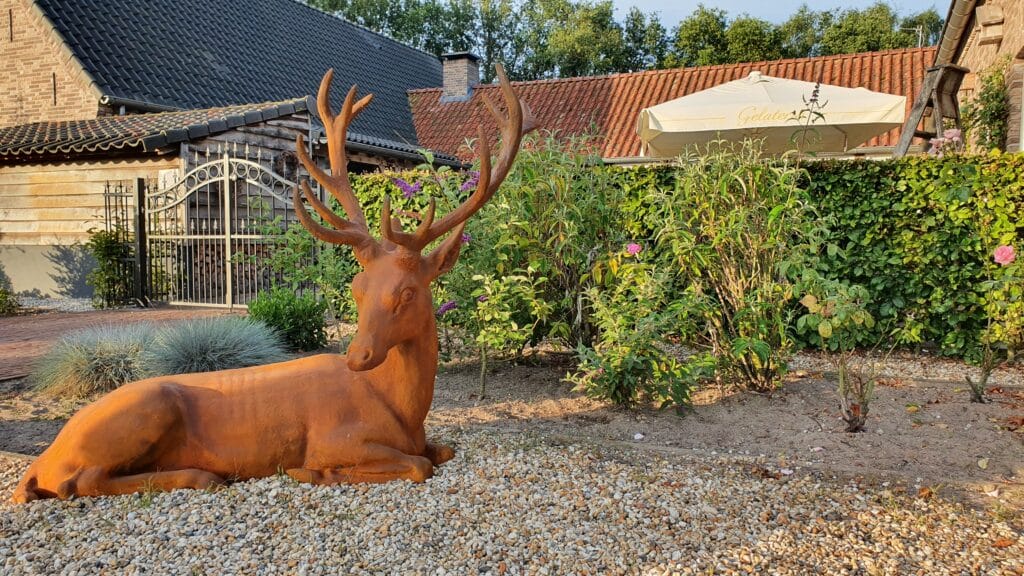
[460,171,480,193]
[626,242,642,256]
[393,178,422,199]
[436,300,458,316]
[461,232,472,244]
[476,295,488,303]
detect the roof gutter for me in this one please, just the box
[98,95,180,113]
[321,136,465,168]
[935,0,977,65]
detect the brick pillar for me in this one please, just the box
[441,52,480,101]
[1007,62,1023,152]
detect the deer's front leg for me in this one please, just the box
[424,441,455,465]
[286,443,433,485]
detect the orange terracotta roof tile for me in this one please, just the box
[410,47,936,160]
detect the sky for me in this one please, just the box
[614,0,944,29]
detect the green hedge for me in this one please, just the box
[329,152,1021,360]
[802,153,1023,356]
[607,153,1024,357]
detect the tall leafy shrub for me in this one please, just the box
[568,248,711,407]
[647,141,816,392]
[459,133,630,348]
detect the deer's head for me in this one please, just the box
[293,65,537,371]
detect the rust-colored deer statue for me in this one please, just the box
[12,65,537,502]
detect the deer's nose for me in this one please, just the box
[346,343,379,372]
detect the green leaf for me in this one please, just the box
[818,320,833,339]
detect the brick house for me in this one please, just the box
[0,0,456,300]
[933,0,1024,151]
[411,48,936,163]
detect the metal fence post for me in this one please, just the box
[223,152,234,309]
[134,178,148,305]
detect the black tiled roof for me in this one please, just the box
[0,99,462,165]
[0,99,308,158]
[35,0,441,146]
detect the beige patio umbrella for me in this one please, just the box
[636,71,906,157]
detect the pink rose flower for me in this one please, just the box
[994,245,1016,266]
[626,242,642,256]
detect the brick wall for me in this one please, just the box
[957,0,1024,151]
[0,0,101,128]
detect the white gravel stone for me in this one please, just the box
[16,297,95,313]
[0,429,1021,575]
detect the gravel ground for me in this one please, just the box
[2,429,1021,575]
[15,298,95,313]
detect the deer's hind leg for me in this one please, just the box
[286,443,434,485]
[68,466,225,498]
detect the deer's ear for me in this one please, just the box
[424,224,466,280]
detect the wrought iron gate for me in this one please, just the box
[145,151,302,308]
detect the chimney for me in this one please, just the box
[441,52,480,101]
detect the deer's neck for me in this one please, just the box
[368,316,439,433]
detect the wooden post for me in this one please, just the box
[894,65,969,157]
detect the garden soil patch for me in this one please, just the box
[1,344,1021,518]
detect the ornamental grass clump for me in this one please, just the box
[32,318,291,398]
[32,323,156,398]
[142,316,290,376]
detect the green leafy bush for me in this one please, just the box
[247,288,328,351]
[962,56,1011,152]
[796,272,879,432]
[359,134,630,358]
[568,250,711,408]
[142,316,291,375]
[0,287,18,316]
[468,271,549,397]
[85,227,132,308]
[32,323,156,398]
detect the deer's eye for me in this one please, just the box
[400,287,416,303]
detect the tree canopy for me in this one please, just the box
[308,0,943,81]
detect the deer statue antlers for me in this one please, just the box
[292,64,538,258]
